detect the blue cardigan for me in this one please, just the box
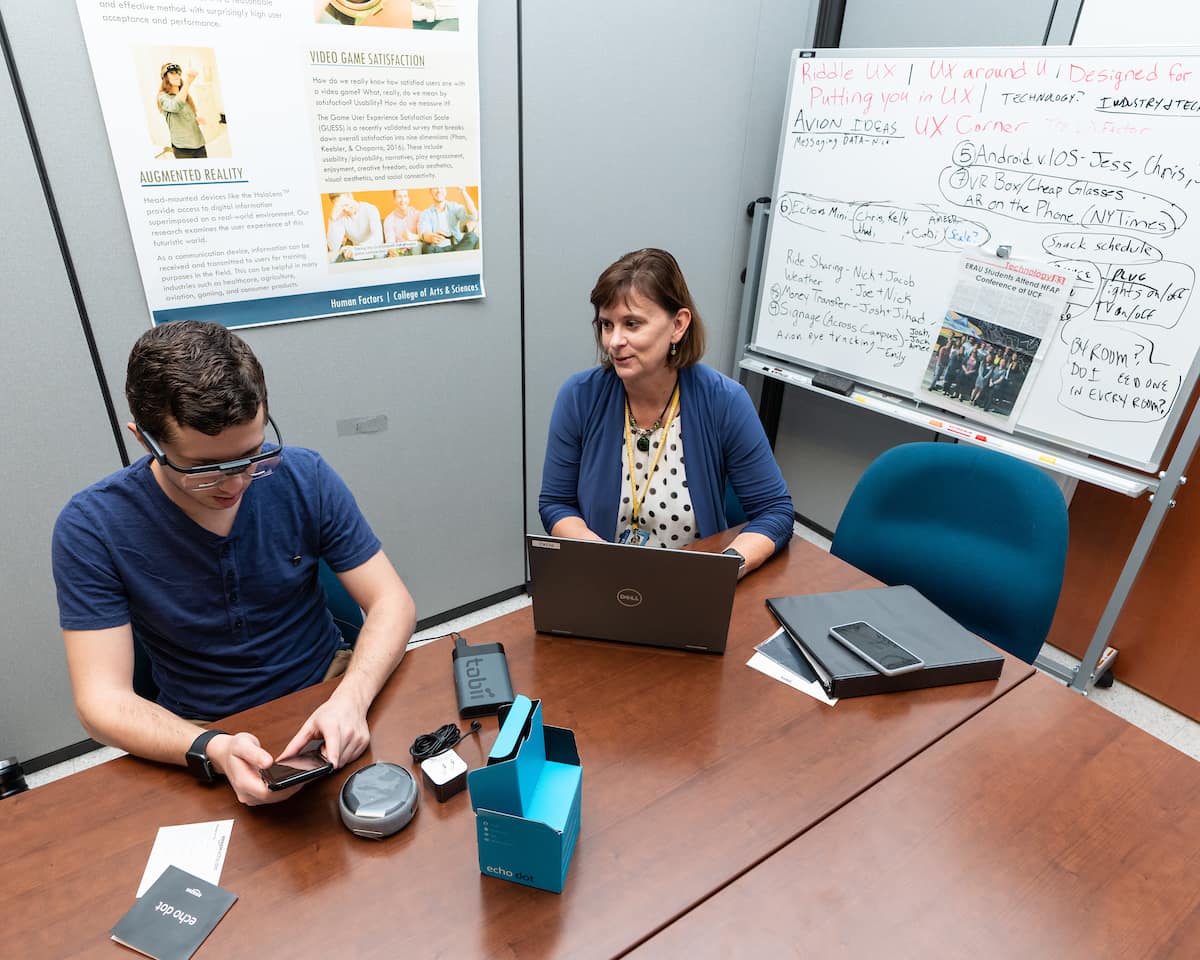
[539,364,793,551]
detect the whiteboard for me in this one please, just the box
[1074,1,1200,47]
[751,47,1200,471]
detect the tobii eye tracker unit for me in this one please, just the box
[452,634,514,718]
[339,762,419,839]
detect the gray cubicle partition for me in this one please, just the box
[520,0,819,538]
[0,35,125,761]
[0,1,524,765]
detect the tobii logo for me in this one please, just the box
[465,656,494,701]
[617,588,642,607]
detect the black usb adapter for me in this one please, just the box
[452,634,514,718]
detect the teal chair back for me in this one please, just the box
[830,442,1068,664]
[132,633,158,702]
[319,559,364,644]
[131,560,363,702]
[723,479,748,527]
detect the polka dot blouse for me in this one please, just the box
[614,414,699,548]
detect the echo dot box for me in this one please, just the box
[466,695,582,893]
[339,762,419,839]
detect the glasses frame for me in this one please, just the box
[138,415,284,489]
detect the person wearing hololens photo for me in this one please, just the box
[539,247,793,576]
[157,62,207,159]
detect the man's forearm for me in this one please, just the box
[76,687,206,767]
[328,592,416,714]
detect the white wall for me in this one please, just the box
[1074,0,1200,44]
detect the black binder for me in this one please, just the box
[766,585,1004,699]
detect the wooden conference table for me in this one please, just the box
[632,671,1200,959]
[7,535,1039,959]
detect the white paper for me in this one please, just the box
[136,819,234,898]
[746,651,838,706]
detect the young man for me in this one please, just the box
[418,185,479,253]
[326,192,385,261]
[52,321,416,805]
[383,188,422,255]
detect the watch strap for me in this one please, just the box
[722,547,747,572]
[186,729,229,784]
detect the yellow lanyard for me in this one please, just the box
[623,385,679,532]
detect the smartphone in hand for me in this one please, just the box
[259,739,333,792]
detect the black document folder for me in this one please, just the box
[766,585,1004,699]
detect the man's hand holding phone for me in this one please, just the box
[204,731,302,806]
[259,739,333,792]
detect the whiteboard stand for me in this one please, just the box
[731,197,771,387]
[733,197,784,444]
[735,203,1199,695]
[1064,402,1198,694]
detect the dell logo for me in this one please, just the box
[617,588,642,607]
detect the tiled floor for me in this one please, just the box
[23,522,1200,789]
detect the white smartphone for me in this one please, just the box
[828,621,925,676]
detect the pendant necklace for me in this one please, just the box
[627,383,678,453]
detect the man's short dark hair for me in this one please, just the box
[125,320,268,440]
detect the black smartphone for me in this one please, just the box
[828,621,925,676]
[259,739,333,792]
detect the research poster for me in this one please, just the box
[76,0,483,328]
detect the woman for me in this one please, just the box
[539,248,793,576]
[157,62,207,159]
[984,354,1010,411]
[955,343,978,400]
[971,350,992,406]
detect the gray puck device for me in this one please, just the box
[339,762,419,839]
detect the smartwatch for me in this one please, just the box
[186,729,229,784]
[722,547,747,575]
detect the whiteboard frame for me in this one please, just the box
[750,45,1200,474]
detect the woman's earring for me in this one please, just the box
[669,341,678,358]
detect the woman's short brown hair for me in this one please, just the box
[589,248,706,369]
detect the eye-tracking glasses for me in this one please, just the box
[139,416,283,490]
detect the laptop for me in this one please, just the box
[526,535,741,654]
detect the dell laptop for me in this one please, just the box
[526,535,741,654]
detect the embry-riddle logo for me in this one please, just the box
[617,588,642,607]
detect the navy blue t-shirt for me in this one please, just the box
[51,448,381,719]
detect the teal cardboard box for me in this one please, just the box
[467,694,582,894]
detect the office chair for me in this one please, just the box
[132,633,159,703]
[130,561,364,702]
[319,558,364,644]
[723,479,749,527]
[830,442,1068,664]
